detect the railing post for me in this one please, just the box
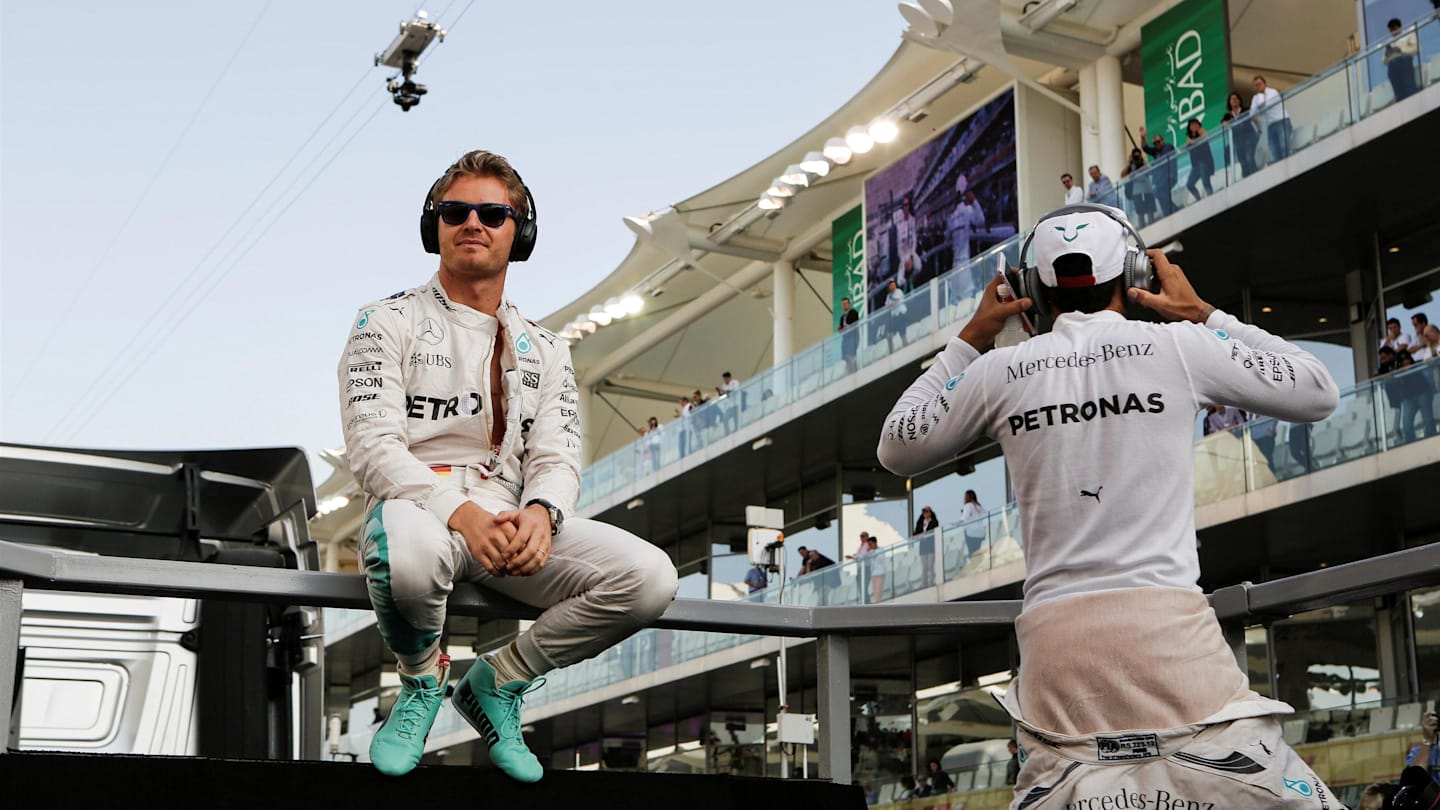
[1,578,22,753]
[1210,583,1252,675]
[816,632,851,784]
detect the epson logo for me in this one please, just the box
[348,362,382,374]
[347,377,383,389]
[409,353,452,368]
[348,393,380,404]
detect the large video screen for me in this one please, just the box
[863,88,1017,315]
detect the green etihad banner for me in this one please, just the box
[831,205,865,325]
[1141,0,1231,146]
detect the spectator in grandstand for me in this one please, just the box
[1384,18,1420,101]
[1404,709,1440,786]
[1250,75,1292,164]
[1382,317,1416,353]
[914,505,940,586]
[1061,173,1083,205]
[1120,148,1157,227]
[847,531,874,602]
[341,149,676,782]
[744,564,768,594]
[1222,92,1259,177]
[878,206,1340,807]
[1414,324,1440,362]
[913,773,933,797]
[960,490,986,557]
[1203,404,1247,436]
[1412,313,1429,346]
[716,371,741,432]
[797,546,836,576]
[1139,126,1177,216]
[1006,739,1021,785]
[949,190,987,270]
[1086,165,1114,206]
[839,296,861,373]
[674,396,693,457]
[1184,119,1216,201]
[639,416,661,473]
[1392,350,1437,442]
[928,758,955,793]
[866,535,888,603]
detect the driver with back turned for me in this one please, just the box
[878,203,1342,808]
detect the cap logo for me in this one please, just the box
[1054,223,1089,243]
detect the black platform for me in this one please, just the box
[0,751,866,809]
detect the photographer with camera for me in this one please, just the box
[878,204,1340,807]
[1406,710,1440,785]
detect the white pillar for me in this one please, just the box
[1078,63,1101,182]
[773,260,796,365]
[1096,55,1126,182]
[578,385,595,466]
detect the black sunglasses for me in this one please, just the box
[437,200,516,228]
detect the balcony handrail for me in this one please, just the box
[6,535,1440,778]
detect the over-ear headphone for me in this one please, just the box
[419,163,538,261]
[1004,203,1155,334]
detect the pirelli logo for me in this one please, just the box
[348,361,382,374]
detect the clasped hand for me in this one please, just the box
[448,501,553,577]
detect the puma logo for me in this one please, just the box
[1257,740,1272,756]
[1080,487,1102,502]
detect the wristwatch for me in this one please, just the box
[526,498,564,536]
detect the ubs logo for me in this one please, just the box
[416,317,445,346]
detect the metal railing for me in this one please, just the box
[5,537,1440,782]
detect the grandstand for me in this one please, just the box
[300,1,1440,806]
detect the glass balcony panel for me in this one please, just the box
[1378,363,1440,448]
[1193,424,1249,507]
[1276,61,1353,160]
[793,342,825,399]
[735,376,765,431]
[1422,15,1440,88]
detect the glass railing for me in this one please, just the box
[578,13,1440,511]
[1195,359,1440,506]
[371,353,1440,735]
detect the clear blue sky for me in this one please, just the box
[0,1,900,480]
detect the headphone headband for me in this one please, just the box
[1018,203,1148,278]
[420,160,538,261]
[1006,202,1156,335]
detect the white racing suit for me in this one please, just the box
[877,309,1342,809]
[339,273,676,673]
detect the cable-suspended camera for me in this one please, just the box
[375,11,445,112]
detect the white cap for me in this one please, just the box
[1033,205,1131,289]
